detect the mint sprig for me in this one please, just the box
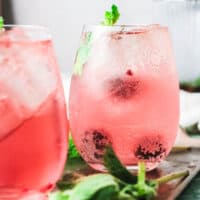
[73,4,121,76]
[102,4,120,26]
[73,32,93,76]
[132,162,157,199]
[68,174,119,200]
[52,146,189,200]
[0,16,4,29]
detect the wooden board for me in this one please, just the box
[155,148,200,200]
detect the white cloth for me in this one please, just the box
[180,90,200,129]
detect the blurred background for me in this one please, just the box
[0,0,200,81]
[0,0,152,77]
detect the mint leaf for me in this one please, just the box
[68,135,81,159]
[104,146,137,184]
[102,4,120,26]
[49,191,70,200]
[0,16,4,29]
[73,4,120,76]
[92,186,119,200]
[68,174,119,200]
[73,32,93,76]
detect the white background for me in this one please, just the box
[11,0,153,75]
[10,0,200,81]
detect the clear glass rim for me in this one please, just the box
[1,24,51,41]
[3,24,49,30]
[83,24,168,32]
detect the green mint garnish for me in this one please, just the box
[68,135,81,159]
[68,174,118,200]
[73,32,93,76]
[73,4,121,76]
[50,146,189,200]
[132,162,157,199]
[0,16,4,29]
[104,146,137,184]
[49,191,70,200]
[102,4,120,26]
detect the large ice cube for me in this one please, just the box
[0,30,57,139]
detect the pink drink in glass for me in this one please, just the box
[69,25,179,171]
[0,26,68,199]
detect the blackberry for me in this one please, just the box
[134,136,167,162]
[108,76,139,100]
[80,130,111,163]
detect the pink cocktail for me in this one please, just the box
[69,25,179,171]
[0,26,68,199]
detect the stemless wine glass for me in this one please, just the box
[0,25,68,199]
[69,24,179,171]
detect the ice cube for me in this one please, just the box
[0,30,57,138]
[0,48,57,108]
[0,95,27,140]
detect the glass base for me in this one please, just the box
[0,188,48,200]
[89,162,160,172]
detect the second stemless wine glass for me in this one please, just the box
[69,24,179,171]
[0,25,68,199]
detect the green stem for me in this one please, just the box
[138,162,146,185]
[0,16,4,29]
[156,170,189,185]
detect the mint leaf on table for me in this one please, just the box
[68,135,81,159]
[73,32,93,76]
[102,4,120,26]
[0,16,4,29]
[92,186,119,200]
[51,145,189,200]
[68,174,119,200]
[49,191,70,200]
[104,146,137,184]
[51,174,119,200]
[103,147,188,200]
